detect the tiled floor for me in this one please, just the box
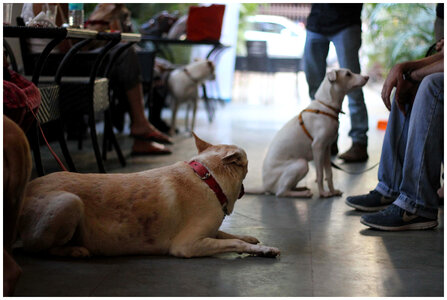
[12,72,443,296]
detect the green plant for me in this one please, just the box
[236,3,260,55]
[363,3,436,77]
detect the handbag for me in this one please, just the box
[3,69,41,133]
[186,4,225,42]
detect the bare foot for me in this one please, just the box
[130,121,173,144]
[131,140,172,156]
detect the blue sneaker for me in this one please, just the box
[360,204,438,231]
[346,190,396,212]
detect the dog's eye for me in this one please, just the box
[347,72,351,77]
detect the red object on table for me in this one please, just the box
[186,4,225,42]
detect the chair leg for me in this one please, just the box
[104,109,126,167]
[56,120,77,172]
[27,124,45,176]
[102,116,109,162]
[87,111,106,173]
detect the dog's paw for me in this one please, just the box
[50,246,91,258]
[240,235,260,244]
[257,246,280,258]
[70,247,91,258]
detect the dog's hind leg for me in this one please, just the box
[276,159,312,198]
[19,191,89,257]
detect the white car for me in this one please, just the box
[244,14,337,64]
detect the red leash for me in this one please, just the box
[28,106,68,172]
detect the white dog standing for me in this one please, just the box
[167,59,215,136]
[262,69,369,198]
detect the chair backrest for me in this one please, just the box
[246,40,268,58]
[245,40,272,73]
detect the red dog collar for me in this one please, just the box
[188,160,244,215]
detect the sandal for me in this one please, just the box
[130,142,172,156]
[130,130,173,145]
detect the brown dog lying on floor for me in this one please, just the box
[18,134,280,258]
[4,116,33,296]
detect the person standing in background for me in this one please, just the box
[303,4,368,162]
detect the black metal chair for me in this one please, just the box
[245,40,273,73]
[7,23,126,175]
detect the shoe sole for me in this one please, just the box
[360,219,438,231]
[345,200,389,212]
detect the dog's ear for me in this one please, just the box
[192,132,212,153]
[327,70,337,83]
[222,150,246,166]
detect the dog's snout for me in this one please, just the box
[363,75,369,82]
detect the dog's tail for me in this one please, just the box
[244,186,267,195]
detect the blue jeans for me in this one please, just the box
[375,73,444,219]
[303,25,368,145]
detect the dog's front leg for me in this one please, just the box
[170,237,280,258]
[312,141,327,197]
[216,230,259,244]
[323,146,342,197]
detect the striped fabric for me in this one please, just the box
[37,78,109,124]
[93,78,109,112]
[59,78,109,117]
[36,85,60,123]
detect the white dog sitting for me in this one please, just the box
[167,59,215,136]
[262,69,369,198]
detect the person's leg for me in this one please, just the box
[375,96,410,199]
[126,83,156,135]
[361,73,444,230]
[346,96,405,211]
[393,73,444,219]
[303,30,330,100]
[109,47,172,147]
[331,25,369,161]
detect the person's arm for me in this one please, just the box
[410,56,444,82]
[401,49,444,72]
[381,49,444,111]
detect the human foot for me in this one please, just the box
[131,140,172,156]
[130,122,173,144]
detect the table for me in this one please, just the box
[3,25,141,175]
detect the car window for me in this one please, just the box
[252,21,286,34]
